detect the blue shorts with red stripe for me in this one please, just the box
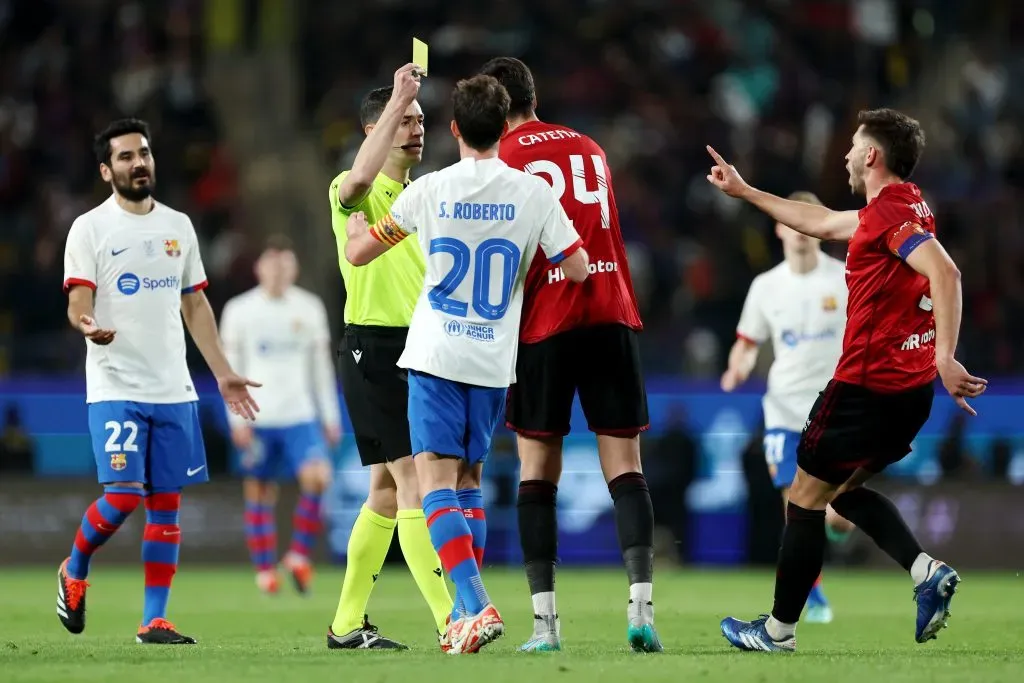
[88,401,207,491]
[408,370,505,465]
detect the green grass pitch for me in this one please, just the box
[2,566,1021,683]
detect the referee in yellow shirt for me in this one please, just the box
[326,64,452,650]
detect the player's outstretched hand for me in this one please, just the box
[393,63,422,103]
[937,358,987,416]
[218,373,262,422]
[78,314,116,345]
[706,146,751,198]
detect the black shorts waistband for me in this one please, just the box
[343,324,409,339]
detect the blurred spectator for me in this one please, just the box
[937,413,978,480]
[646,403,698,563]
[741,424,784,565]
[0,405,34,473]
[990,437,1012,480]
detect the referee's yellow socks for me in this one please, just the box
[331,505,395,635]
[397,508,453,634]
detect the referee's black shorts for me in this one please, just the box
[337,325,412,466]
[797,379,934,485]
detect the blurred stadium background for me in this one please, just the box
[1,0,1023,574]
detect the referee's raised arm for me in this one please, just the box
[337,64,422,209]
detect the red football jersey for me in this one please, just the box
[833,182,939,392]
[498,120,643,343]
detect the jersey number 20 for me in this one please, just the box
[525,154,610,229]
[429,237,522,321]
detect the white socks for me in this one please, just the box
[532,591,556,617]
[765,615,796,641]
[910,552,937,586]
[629,582,653,604]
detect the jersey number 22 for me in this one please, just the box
[429,237,522,321]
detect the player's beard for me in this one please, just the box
[848,157,867,196]
[113,169,155,202]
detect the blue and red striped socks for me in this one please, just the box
[141,491,182,625]
[424,489,490,617]
[452,488,487,619]
[457,488,486,566]
[244,501,277,571]
[289,492,322,560]
[67,486,143,579]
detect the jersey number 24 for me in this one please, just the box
[429,237,522,321]
[525,154,610,229]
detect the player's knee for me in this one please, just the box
[458,463,483,490]
[788,468,833,510]
[298,461,332,495]
[365,486,398,518]
[395,485,422,510]
[107,481,145,491]
[242,478,262,502]
[243,478,277,505]
[386,455,419,491]
[596,434,642,483]
[412,451,461,492]
[366,465,399,517]
[517,437,563,482]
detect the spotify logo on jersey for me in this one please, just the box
[117,273,141,295]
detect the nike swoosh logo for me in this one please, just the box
[162,529,181,536]
[111,248,129,256]
[186,465,205,477]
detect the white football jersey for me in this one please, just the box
[386,157,582,388]
[736,255,847,432]
[63,195,208,404]
[220,286,341,429]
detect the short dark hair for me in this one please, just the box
[452,75,510,151]
[263,233,294,253]
[360,87,392,128]
[94,118,152,166]
[857,108,926,180]
[479,57,535,118]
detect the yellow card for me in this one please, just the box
[413,37,429,76]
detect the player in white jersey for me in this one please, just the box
[344,75,589,654]
[57,118,259,644]
[220,234,342,595]
[721,191,855,623]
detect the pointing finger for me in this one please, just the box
[706,145,728,166]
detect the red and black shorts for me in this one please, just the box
[505,324,649,438]
[797,379,934,485]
